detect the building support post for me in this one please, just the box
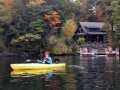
[86,35,88,42]
[97,35,98,42]
[90,35,91,42]
[103,35,105,43]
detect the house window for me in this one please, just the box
[78,29,80,33]
[80,29,83,33]
[89,28,100,32]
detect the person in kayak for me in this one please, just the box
[37,51,52,64]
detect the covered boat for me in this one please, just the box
[10,63,66,70]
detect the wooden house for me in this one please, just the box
[73,22,107,43]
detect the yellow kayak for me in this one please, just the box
[11,68,65,75]
[11,67,66,77]
[10,63,66,70]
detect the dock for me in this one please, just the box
[80,52,118,57]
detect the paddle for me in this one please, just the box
[25,59,38,62]
[25,58,60,63]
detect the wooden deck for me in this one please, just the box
[80,52,118,57]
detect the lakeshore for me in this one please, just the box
[80,52,118,57]
[0,51,119,57]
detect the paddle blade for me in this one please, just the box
[53,59,60,63]
[25,59,31,62]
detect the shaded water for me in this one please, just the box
[0,56,120,90]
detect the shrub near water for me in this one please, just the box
[48,36,69,55]
[53,41,68,55]
[77,37,85,47]
[49,36,57,45]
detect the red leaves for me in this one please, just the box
[81,1,87,13]
[4,0,15,12]
[44,11,61,30]
[96,6,104,21]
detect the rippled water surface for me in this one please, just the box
[0,56,120,90]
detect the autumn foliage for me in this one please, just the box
[81,1,87,13]
[96,6,104,21]
[108,32,116,47]
[62,19,76,41]
[11,33,41,44]
[4,0,15,11]
[44,11,61,30]
[29,0,45,4]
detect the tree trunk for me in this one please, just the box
[111,23,114,32]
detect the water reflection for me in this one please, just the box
[11,68,66,77]
[10,69,66,90]
[74,56,118,90]
[44,72,64,90]
[0,57,11,90]
[0,56,120,90]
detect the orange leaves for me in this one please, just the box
[52,11,57,15]
[0,0,13,24]
[4,0,13,7]
[96,6,104,21]
[4,0,15,11]
[108,32,116,47]
[85,14,91,20]
[44,14,50,20]
[108,37,116,47]
[96,6,103,13]
[81,1,87,13]
[44,11,61,30]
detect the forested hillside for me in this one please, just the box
[0,0,120,55]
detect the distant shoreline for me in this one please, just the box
[0,52,78,57]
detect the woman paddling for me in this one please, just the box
[37,51,52,64]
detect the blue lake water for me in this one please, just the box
[0,56,120,90]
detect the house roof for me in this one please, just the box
[75,33,86,35]
[87,32,106,35]
[79,22,105,34]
